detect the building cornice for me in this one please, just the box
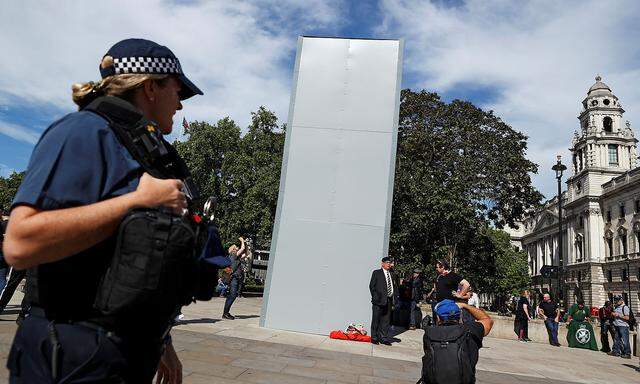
[578,106,625,120]
[601,166,640,198]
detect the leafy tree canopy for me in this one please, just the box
[175,107,285,250]
[0,171,25,213]
[390,90,541,294]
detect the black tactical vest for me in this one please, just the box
[28,97,211,339]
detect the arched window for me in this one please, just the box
[618,227,628,256]
[603,116,613,132]
[605,230,614,257]
[575,235,583,262]
[633,221,640,251]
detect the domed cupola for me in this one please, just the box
[582,75,620,111]
[570,75,637,182]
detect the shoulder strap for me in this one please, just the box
[84,96,200,202]
[84,96,169,179]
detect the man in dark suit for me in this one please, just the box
[369,256,399,345]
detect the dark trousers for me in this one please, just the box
[544,318,559,345]
[223,277,240,314]
[409,300,419,327]
[371,301,392,342]
[600,322,615,352]
[7,315,163,383]
[0,268,26,311]
[515,317,528,339]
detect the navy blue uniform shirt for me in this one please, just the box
[14,111,141,210]
[13,110,142,320]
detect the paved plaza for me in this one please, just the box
[0,293,638,383]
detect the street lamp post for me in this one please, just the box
[625,256,632,313]
[552,155,567,306]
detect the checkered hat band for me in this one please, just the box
[112,57,183,75]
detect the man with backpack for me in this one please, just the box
[418,299,493,384]
[610,294,633,359]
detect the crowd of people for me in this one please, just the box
[369,257,637,383]
[512,289,634,359]
[369,257,494,383]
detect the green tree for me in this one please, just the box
[234,107,285,249]
[458,227,531,296]
[390,90,542,274]
[0,171,25,211]
[175,107,285,250]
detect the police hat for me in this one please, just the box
[100,38,203,100]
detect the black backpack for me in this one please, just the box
[624,305,637,331]
[418,323,475,384]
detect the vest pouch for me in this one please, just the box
[94,208,198,321]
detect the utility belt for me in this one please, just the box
[28,307,114,334]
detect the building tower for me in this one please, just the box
[564,76,638,306]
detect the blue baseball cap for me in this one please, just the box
[100,38,203,100]
[435,299,460,322]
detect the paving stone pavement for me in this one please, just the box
[0,293,638,383]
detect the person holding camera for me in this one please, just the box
[3,38,202,383]
[418,300,493,384]
[222,237,246,320]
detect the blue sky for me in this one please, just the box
[2,0,640,199]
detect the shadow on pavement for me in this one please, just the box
[390,325,407,342]
[176,318,220,325]
[176,315,260,325]
[622,363,640,372]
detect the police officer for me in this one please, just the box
[2,38,203,383]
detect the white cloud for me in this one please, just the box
[0,121,39,145]
[378,0,640,198]
[0,0,344,143]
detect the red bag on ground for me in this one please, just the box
[329,330,372,343]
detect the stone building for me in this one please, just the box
[511,76,639,311]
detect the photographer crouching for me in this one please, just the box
[2,38,218,383]
[418,300,494,384]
